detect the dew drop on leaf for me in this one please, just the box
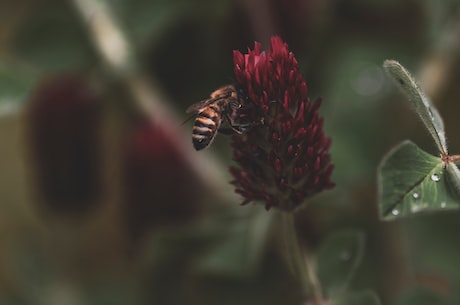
[412,192,420,200]
[441,202,446,208]
[391,209,400,216]
[411,204,424,213]
[431,174,441,182]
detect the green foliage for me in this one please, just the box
[379,141,460,219]
[378,61,460,220]
[383,60,447,154]
[317,230,365,297]
[314,229,380,304]
[140,206,300,305]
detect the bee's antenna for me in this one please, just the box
[180,114,195,126]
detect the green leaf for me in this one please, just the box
[378,140,460,220]
[329,290,381,305]
[316,230,365,297]
[383,60,447,154]
[446,162,460,201]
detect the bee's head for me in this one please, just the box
[237,87,250,105]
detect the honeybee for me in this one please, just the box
[186,84,246,150]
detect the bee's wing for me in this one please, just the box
[180,114,196,126]
[182,98,221,126]
[186,98,218,114]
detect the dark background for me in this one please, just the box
[1,0,460,304]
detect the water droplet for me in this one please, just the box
[412,192,420,200]
[392,209,400,216]
[441,202,446,208]
[411,204,424,213]
[431,174,441,182]
[340,250,351,262]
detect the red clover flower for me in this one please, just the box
[27,74,102,215]
[230,36,334,211]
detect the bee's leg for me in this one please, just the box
[218,126,245,135]
[219,123,255,134]
[230,124,244,134]
[226,113,245,134]
[221,115,266,135]
[218,113,244,135]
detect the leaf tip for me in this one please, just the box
[382,59,411,86]
[382,59,399,69]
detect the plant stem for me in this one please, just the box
[71,0,241,202]
[441,153,460,165]
[448,155,460,164]
[281,212,324,304]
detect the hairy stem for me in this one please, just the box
[448,155,460,164]
[281,212,324,304]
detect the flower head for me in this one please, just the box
[27,74,102,215]
[230,36,334,211]
[122,122,203,241]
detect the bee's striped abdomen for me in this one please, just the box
[192,106,221,150]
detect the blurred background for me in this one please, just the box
[1,0,460,304]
